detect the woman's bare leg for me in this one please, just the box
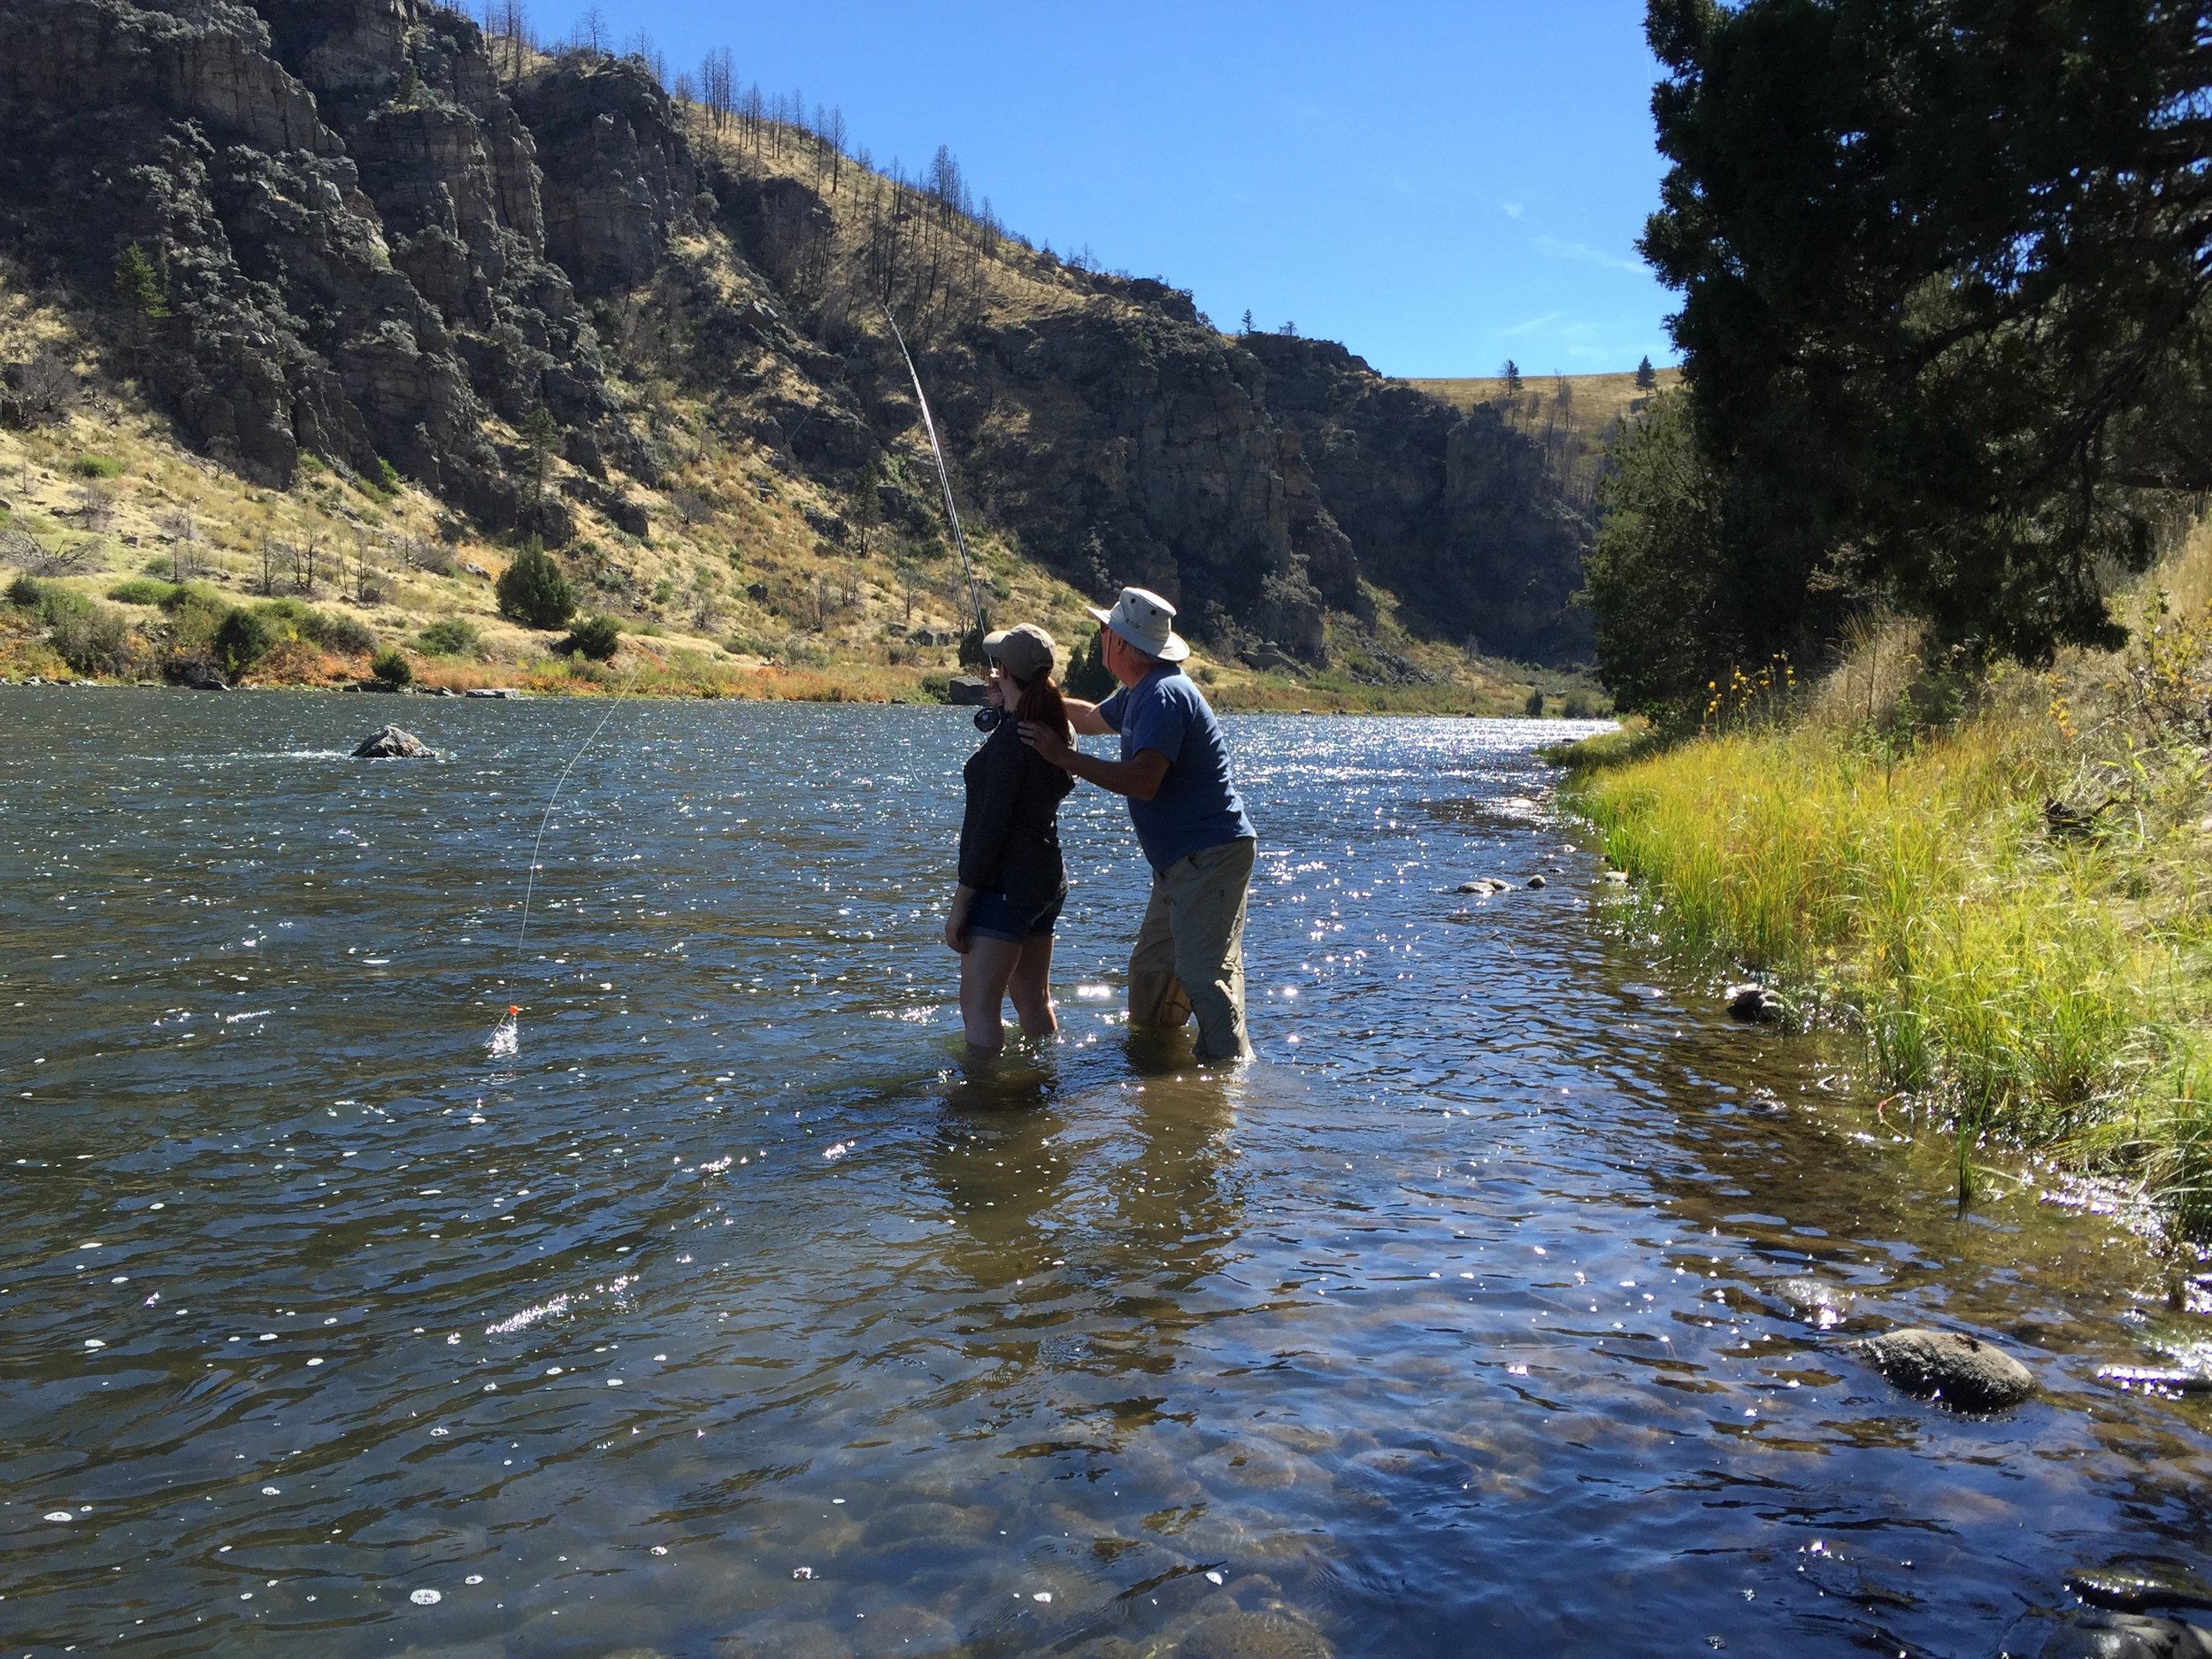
[958,935,1023,1053]
[1007,934,1058,1037]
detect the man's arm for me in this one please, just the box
[1019,722,1169,800]
[1061,698,1113,737]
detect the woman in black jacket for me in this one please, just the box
[947,624,1076,1053]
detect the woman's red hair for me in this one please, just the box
[1012,670,1070,743]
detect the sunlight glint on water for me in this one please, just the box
[0,690,2208,1657]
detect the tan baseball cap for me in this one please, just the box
[1084,586,1188,663]
[982,622,1056,683]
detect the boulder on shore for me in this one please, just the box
[1857,1326,2034,1410]
[351,726,433,758]
[1725,983,1782,1023]
[947,675,992,706]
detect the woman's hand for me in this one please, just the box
[985,668,1009,710]
[944,889,972,954]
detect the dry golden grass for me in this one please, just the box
[1563,519,2212,1231]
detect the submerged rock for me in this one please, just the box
[1776,1276,1856,1330]
[2070,1563,2212,1615]
[1858,1327,2034,1410]
[1456,877,1513,895]
[350,725,432,758]
[2033,1609,2212,1658]
[1176,1609,1334,1659]
[1725,984,1782,1023]
[1526,873,1547,889]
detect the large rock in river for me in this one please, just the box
[1858,1327,2034,1410]
[351,725,432,758]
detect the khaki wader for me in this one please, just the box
[1126,835,1256,1061]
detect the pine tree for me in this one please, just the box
[112,242,169,319]
[849,455,881,557]
[1634,355,1657,392]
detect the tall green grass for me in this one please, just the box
[1566,710,2212,1225]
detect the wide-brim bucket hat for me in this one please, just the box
[1084,585,1189,663]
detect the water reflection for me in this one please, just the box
[1,693,2208,1657]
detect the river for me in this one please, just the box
[2,690,2208,1658]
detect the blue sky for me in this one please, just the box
[526,1,1677,379]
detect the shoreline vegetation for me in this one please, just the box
[1560,524,2212,1240]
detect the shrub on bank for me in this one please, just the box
[369,646,411,687]
[496,539,575,630]
[559,613,621,661]
[108,578,177,605]
[213,607,275,677]
[417,617,482,657]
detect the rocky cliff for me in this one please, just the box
[0,0,1594,667]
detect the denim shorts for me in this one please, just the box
[967,890,1064,943]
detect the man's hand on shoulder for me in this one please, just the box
[1018,719,1074,769]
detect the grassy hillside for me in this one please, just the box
[1561,520,2212,1233]
[0,251,1595,712]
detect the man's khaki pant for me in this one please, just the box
[1127,836,1256,1061]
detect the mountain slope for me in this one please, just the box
[0,0,1601,701]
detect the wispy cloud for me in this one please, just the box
[1532,234,1647,276]
[1502,311,1567,339]
[1502,202,1525,219]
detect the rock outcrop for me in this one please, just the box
[1240,333,1594,661]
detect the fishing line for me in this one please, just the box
[881,305,1002,733]
[490,657,641,1057]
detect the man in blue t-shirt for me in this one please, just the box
[1019,586,1256,1060]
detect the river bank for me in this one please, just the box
[0,584,1601,714]
[1562,529,2212,1239]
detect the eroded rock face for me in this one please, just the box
[0,0,626,532]
[511,56,697,296]
[1240,333,1594,663]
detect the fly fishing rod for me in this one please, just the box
[490,653,643,1058]
[880,304,1000,732]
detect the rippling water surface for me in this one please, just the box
[4,689,2210,1658]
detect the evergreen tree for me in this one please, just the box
[849,455,881,557]
[516,406,560,499]
[496,539,577,629]
[1634,355,1657,392]
[1641,0,2212,665]
[112,242,169,319]
[1501,359,1521,396]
